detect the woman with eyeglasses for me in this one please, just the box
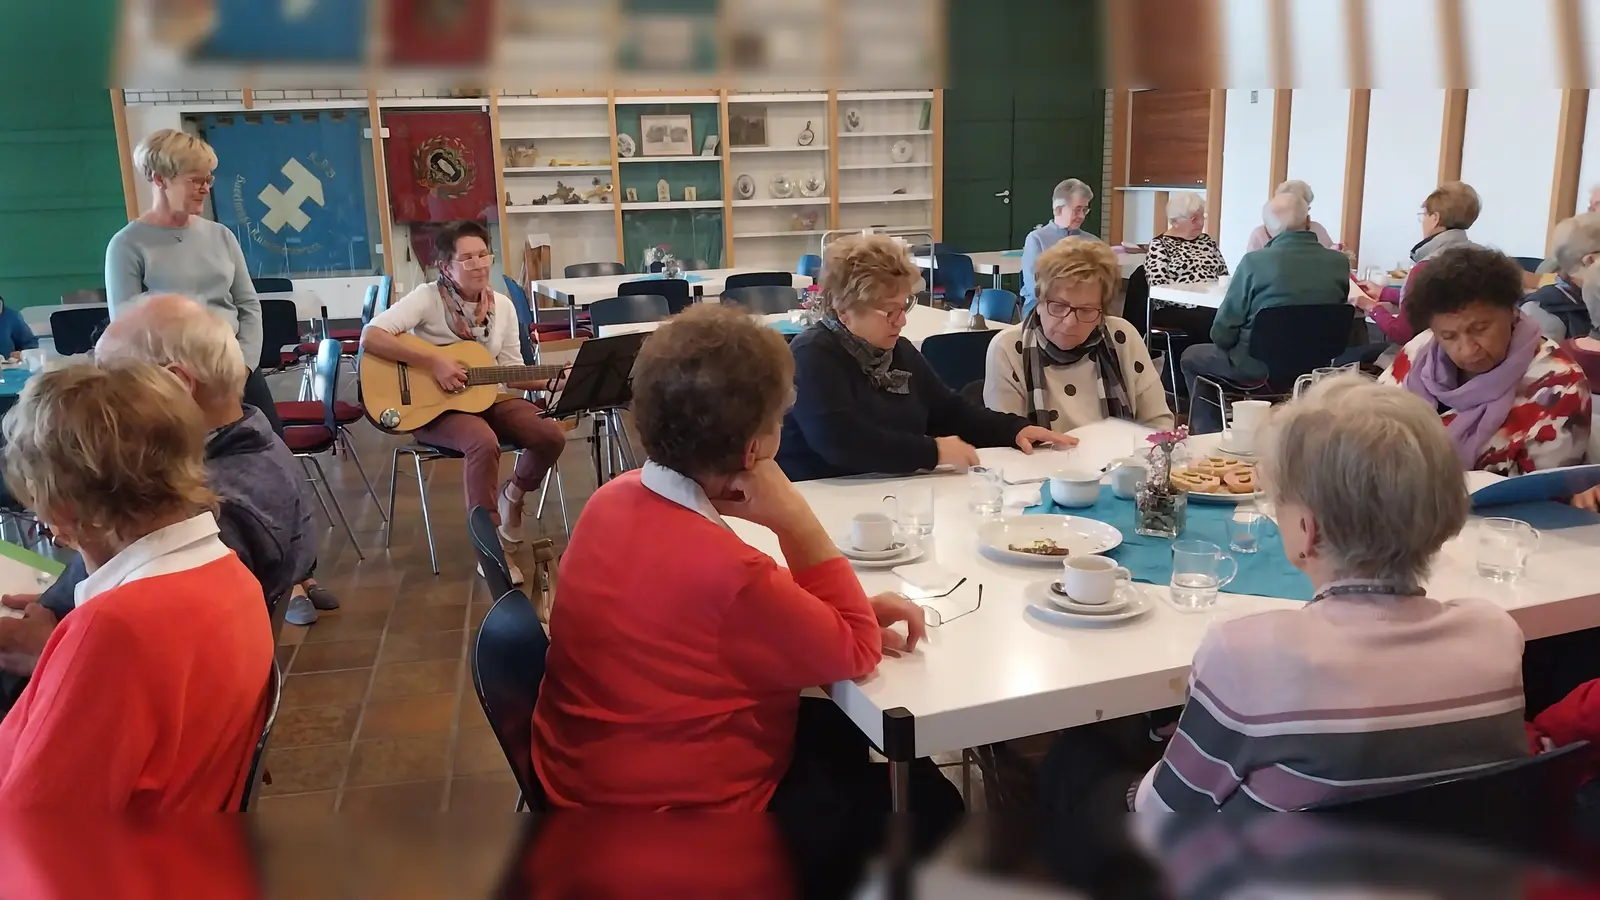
[985,239,1173,431]
[778,234,1074,482]
[361,220,567,582]
[105,129,282,435]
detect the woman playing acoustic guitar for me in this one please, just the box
[362,220,568,582]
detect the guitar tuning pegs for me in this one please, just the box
[379,409,401,430]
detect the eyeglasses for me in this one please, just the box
[452,251,495,264]
[1041,300,1103,323]
[919,581,983,627]
[180,174,215,188]
[875,296,917,319]
[1067,204,1092,216]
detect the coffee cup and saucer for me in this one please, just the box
[835,512,922,567]
[1045,555,1134,614]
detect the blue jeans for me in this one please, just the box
[1180,344,1263,434]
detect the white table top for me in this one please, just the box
[727,418,1600,757]
[915,250,1146,280]
[596,305,1005,350]
[530,269,812,308]
[1148,281,1226,309]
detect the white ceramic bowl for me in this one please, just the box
[1048,469,1102,508]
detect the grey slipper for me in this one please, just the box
[284,593,318,626]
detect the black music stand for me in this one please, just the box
[542,332,648,484]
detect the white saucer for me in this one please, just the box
[1026,582,1151,625]
[1214,433,1256,458]
[835,537,910,561]
[1045,581,1132,614]
[844,543,924,569]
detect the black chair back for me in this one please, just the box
[1123,266,1151,337]
[1249,304,1360,393]
[235,659,283,811]
[469,505,516,602]
[588,294,671,328]
[920,330,1001,391]
[258,298,303,372]
[619,278,691,314]
[470,588,552,810]
[252,276,294,294]
[49,308,108,356]
[565,262,626,278]
[722,285,799,315]
[680,258,711,271]
[724,271,793,292]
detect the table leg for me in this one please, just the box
[883,706,915,813]
[567,296,577,334]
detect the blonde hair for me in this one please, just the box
[134,129,218,182]
[817,234,921,318]
[95,294,248,403]
[3,361,216,545]
[1257,374,1467,584]
[1033,238,1119,310]
[1423,181,1482,231]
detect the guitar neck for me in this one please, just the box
[464,364,565,387]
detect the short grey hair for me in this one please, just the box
[1552,212,1600,277]
[1275,179,1314,205]
[95,293,247,403]
[1051,178,1095,212]
[1258,374,1468,584]
[1263,193,1310,237]
[1166,191,1206,222]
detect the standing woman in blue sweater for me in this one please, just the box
[103,129,282,436]
[778,234,1075,482]
[0,296,39,360]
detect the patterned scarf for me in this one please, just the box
[821,315,911,394]
[437,269,494,342]
[1021,311,1131,428]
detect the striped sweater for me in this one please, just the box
[1134,592,1528,813]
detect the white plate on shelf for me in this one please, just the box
[977,515,1122,564]
[1027,583,1152,626]
[1044,580,1132,615]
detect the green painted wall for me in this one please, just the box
[0,1,125,309]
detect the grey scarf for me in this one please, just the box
[821,315,911,394]
[1411,228,1475,264]
[1021,313,1131,428]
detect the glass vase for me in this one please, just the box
[1135,486,1188,539]
[664,260,682,279]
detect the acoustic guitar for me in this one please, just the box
[360,334,566,433]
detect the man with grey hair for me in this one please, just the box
[1020,178,1102,316]
[1522,212,1600,340]
[1244,179,1336,252]
[1178,192,1352,433]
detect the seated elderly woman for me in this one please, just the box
[0,361,272,810]
[1354,181,1483,346]
[534,305,962,825]
[1021,178,1101,316]
[1244,180,1336,252]
[1134,376,1527,812]
[985,239,1172,431]
[779,234,1073,481]
[1522,212,1600,342]
[1379,246,1590,475]
[1142,192,1228,286]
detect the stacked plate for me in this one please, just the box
[834,537,923,568]
[1026,580,1152,626]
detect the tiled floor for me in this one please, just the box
[255,394,600,814]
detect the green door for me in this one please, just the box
[941,0,1014,253]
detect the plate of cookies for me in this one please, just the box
[1170,456,1260,504]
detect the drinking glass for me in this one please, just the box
[884,486,936,537]
[1362,265,1387,287]
[1169,540,1238,610]
[1476,517,1539,582]
[966,466,1004,518]
[1228,502,1264,554]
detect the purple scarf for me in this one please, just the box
[1404,314,1543,469]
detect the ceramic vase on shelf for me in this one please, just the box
[1135,427,1189,539]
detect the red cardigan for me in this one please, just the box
[0,556,271,811]
[532,471,883,810]
[1527,679,1600,786]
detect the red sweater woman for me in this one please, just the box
[0,361,272,811]
[532,306,961,820]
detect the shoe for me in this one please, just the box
[305,584,340,611]
[497,483,526,545]
[284,593,318,626]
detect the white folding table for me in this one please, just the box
[530,269,813,332]
[595,305,1006,350]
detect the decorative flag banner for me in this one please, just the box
[204,111,375,276]
[383,110,498,225]
[197,0,367,63]
[387,0,494,66]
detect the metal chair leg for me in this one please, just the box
[338,428,387,522]
[308,456,364,560]
[554,468,570,536]
[384,447,401,549]
[413,451,440,575]
[301,457,335,523]
[534,470,552,521]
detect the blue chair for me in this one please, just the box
[503,275,537,364]
[920,330,1000,393]
[252,276,294,294]
[928,252,976,309]
[1513,256,1545,274]
[589,294,671,328]
[970,288,1019,324]
[796,254,822,279]
[376,275,393,313]
[470,586,552,811]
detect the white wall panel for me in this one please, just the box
[1359,89,1446,270]
[1459,89,1562,259]
[1284,89,1351,242]
[1367,2,1442,89]
[1219,89,1273,269]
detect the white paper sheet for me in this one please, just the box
[977,419,1155,485]
[0,550,57,619]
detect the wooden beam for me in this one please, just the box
[488,89,513,276]
[1267,0,1293,88]
[366,91,396,278]
[1269,90,1293,197]
[932,89,945,241]
[1438,89,1468,184]
[608,91,625,266]
[1437,0,1468,88]
[1151,191,1169,233]
[827,90,840,234]
[1345,0,1372,90]
[241,87,254,110]
[109,89,140,220]
[1109,89,1131,244]
[1548,89,1590,254]
[719,89,734,265]
[1554,0,1588,90]
[1340,89,1372,261]
[1204,90,1226,240]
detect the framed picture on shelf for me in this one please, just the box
[684,186,697,201]
[640,115,694,156]
[728,108,768,148]
[701,135,719,156]
[624,188,639,203]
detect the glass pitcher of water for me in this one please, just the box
[1293,365,1358,400]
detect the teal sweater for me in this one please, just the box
[1211,230,1351,377]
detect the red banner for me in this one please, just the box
[383,110,497,225]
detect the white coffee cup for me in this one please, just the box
[1059,555,1133,606]
[1107,458,1148,500]
[849,512,895,552]
[20,348,45,373]
[1229,400,1271,451]
[947,307,972,329]
[1048,468,1101,508]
